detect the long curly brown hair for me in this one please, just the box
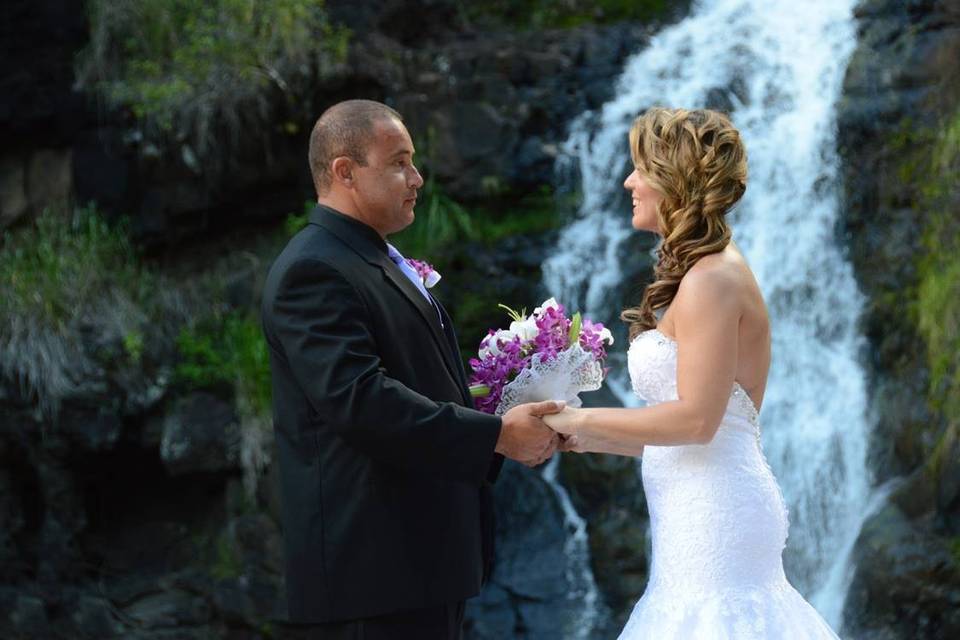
[621,107,748,340]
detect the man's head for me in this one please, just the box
[309,100,424,237]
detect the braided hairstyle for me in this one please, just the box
[621,107,748,339]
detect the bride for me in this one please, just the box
[544,107,840,639]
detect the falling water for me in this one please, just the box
[541,456,601,639]
[542,0,869,630]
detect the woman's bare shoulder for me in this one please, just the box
[678,251,747,298]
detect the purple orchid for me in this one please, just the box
[468,298,615,415]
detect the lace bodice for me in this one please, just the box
[617,329,839,639]
[629,328,761,434]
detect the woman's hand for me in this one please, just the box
[542,406,582,435]
[543,407,592,453]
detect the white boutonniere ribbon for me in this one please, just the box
[405,258,441,288]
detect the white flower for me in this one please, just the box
[424,270,441,288]
[479,329,517,358]
[598,327,614,345]
[509,317,539,342]
[533,297,560,317]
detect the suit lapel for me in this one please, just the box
[377,256,467,393]
[312,206,466,394]
[433,295,474,404]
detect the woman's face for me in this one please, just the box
[623,168,663,233]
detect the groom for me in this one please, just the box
[261,99,562,639]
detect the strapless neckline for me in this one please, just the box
[631,328,762,422]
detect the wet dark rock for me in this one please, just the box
[489,462,568,599]
[560,453,649,631]
[935,427,960,531]
[123,589,212,629]
[56,403,125,452]
[465,461,570,639]
[843,503,960,640]
[72,595,125,638]
[4,593,50,637]
[160,393,240,476]
[463,583,516,640]
[0,0,89,148]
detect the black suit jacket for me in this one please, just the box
[261,205,504,623]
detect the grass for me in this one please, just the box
[76,0,349,167]
[0,204,155,416]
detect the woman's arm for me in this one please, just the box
[547,266,742,455]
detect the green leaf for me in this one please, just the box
[568,312,582,346]
[497,303,525,323]
[470,384,491,398]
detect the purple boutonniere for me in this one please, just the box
[405,258,441,288]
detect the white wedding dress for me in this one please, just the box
[619,328,840,639]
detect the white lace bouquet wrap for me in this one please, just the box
[468,298,613,415]
[494,344,604,415]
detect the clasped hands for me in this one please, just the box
[495,401,588,467]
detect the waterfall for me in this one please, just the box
[542,0,869,630]
[541,456,601,639]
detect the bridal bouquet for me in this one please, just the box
[468,298,613,415]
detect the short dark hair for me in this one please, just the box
[308,99,402,195]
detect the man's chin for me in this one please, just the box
[388,213,416,236]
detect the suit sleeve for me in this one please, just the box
[267,257,503,485]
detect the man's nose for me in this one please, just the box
[410,165,424,188]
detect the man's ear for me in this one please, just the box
[331,156,354,187]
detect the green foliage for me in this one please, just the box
[912,109,960,420]
[0,204,145,325]
[951,537,960,566]
[460,0,672,29]
[474,187,571,241]
[123,330,145,364]
[0,205,154,415]
[176,310,272,419]
[391,183,565,259]
[283,182,564,260]
[284,200,315,236]
[390,175,478,258]
[78,0,349,160]
[177,308,273,497]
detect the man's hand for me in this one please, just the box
[544,407,594,454]
[496,400,565,467]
